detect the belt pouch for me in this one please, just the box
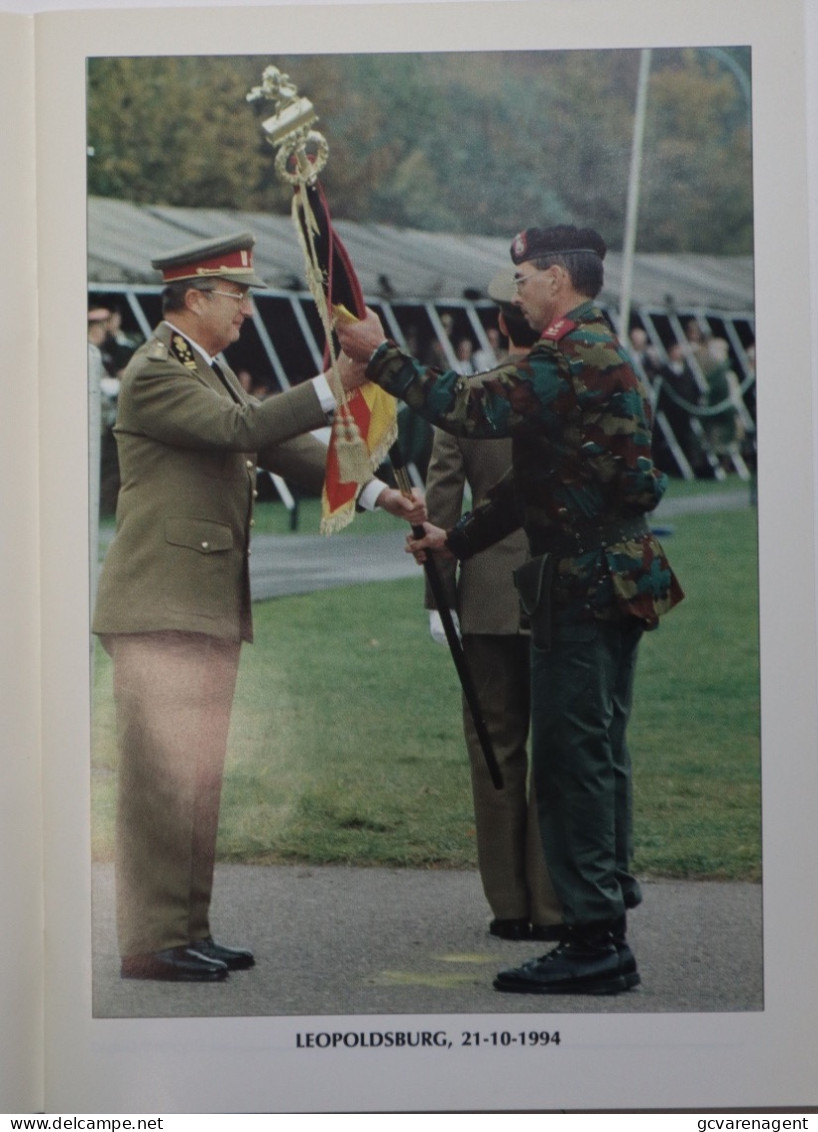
[513,553,555,650]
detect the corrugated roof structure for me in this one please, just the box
[88,197,754,313]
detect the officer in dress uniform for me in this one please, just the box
[93,231,422,981]
[337,225,684,995]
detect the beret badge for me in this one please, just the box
[512,231,528,261]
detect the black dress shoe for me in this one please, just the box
[120,946,228,982]
[489,918,531,941]
[191,936,255,970]
[493,931,630,996]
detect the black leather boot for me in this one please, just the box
[611,914,641,990]
[493,921,632,995]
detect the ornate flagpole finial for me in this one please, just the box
[247,65,328,185]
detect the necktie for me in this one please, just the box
[211,360,241,403]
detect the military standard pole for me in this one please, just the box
[619,47,652,341]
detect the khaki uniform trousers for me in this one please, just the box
[462,633,561,927]
[106,631,241,958]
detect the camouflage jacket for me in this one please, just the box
[367,301,684,628]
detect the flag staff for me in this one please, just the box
[619,47,652,341]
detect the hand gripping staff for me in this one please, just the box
[247,66,503,790]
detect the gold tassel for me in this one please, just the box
[320,507,356,535]
[333,405,374,484]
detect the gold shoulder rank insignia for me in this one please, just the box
[146,338,169,361]
[170,334,199,372]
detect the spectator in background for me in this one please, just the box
[683,317,710,373]
[88,307,110,382]
[88,308,111,588]
[700,336,746,463]
[473,326,502,371]
[628,327,661,385]
[743,342,757,426]
[99,370,123,517]
[423,312,462,370]
[653,340,704,477]
[87,306,129,515]
[452,336,477,375]
[102,305,142,377]
[236,368,274,400]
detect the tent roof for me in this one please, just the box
[88,196,755,312]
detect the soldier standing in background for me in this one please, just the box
[423,269,561,943]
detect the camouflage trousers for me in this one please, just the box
[530,616,644,927]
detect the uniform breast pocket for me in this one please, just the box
[163,517,235,619]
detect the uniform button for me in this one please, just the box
[201,541,210,550]
[247,549,252,557]
[249,519,255,528]
[253,490,259,499]
[246,459,254,469]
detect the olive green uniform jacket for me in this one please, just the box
[423,430,528,632]
[92,322,328,644]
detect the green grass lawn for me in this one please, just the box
[91,482,760,880]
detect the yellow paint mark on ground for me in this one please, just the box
[371,953,500,988]
[372,970,483,989]
[435,953,497,965]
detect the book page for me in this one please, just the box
[0,10,45,1116]
[32,0,818,1114]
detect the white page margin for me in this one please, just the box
[34,0,818,1112]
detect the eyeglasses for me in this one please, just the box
[513,271,540,292]
[204,288,252,305]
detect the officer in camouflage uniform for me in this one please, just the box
[336,224,684,995]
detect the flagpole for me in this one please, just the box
[619,47,652,341]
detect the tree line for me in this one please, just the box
[87,48,752,255]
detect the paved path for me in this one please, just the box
[246,486,754,600]
[249,529,419,599]
[92,864,762,1019]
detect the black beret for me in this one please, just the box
[510,225,607,265]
